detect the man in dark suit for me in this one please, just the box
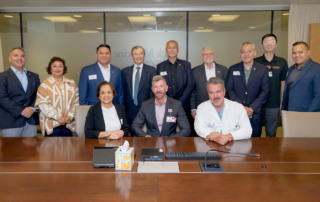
[122,46,156,125]
[190,45,229,119]
[0,47,40,137]
[227,42,269,137]
[156,40,194,112]
[282,41,320,112]
[79,44,123,105]
[131,75,191,137]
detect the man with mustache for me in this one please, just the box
[131,75,191,137]
[195,77,252,145]
[227,42,269,137]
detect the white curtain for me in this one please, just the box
[0,36,4,73]
[288,4,320,66]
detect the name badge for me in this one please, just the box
[233,71,240,76]
[89,75,97,80]
[166,116,176,123]
[269,72,273,77]
[160,71,167,76]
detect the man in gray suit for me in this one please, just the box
[190,46,229,119]
[131,75,191,137]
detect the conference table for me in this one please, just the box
[0,137,319,201]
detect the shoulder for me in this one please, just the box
[197,100,211,110]
[0,69,10,78]
[141,98,154,107]
[114,103,125,111]
[81,63,96,72]
[229,62,241,70]
[193,64,203,71]
[122,65,133,73]
[26,70,39,76]
[311,60,320,69]
[254,62,268,70]
[144,64,156,71]
[275,56,287,64]
[177,59,191,67]
[254,56,263,63]
[157,60,169,67]
[168,97,182,106]
[215,62,228,70]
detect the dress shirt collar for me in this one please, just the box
[294,58,311,71]
[204,62,216,70]
[155,97,167,106]
[97,62,110,71]
[134,63,144,70]
[11,66,27,74]
[261,54,277,62]
[48,75,65,85]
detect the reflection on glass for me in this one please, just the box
[22,13,104,85]
[189,11,274,68]
[105,12,187,69]
[0,13,21,71]
[273,11,289,61]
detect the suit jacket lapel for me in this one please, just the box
[199,64,207,83]
[109,65,116,84]
[151,99,161,135]
[246,62,258,89]
[25,71,33,94]
[160,98,169,136]
[94,62,104,83]
[96,104,106,130]
[126,66,134,99]
[138,64,148,93]
[176,59,182,87]
[215,63,222,78]
[165,60,172,86]
[291,60,313,89]
[238,62,246,87]
[8,68,25,93]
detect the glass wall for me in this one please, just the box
[0,13,21,71]
[273,11,289,61]
[105,12,187,69]
[22,13,104,84]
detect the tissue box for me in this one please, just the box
[115,147,134,171]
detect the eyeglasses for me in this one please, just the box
[202,53,214,57]
[263,40,276,44]
[133,53,144,56]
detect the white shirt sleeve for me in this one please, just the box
[194,104,212,139]
[230,105,252,140]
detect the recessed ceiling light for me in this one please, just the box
[74,15,82,18]
[249,27,255,29]
[208,15,239,22]
[115,23,124,26]
[146,27,153,30]
[211,14,220,17]
[4,15,14,18]
[79,30,100,33]
[198,27,204,29]
[143,14,151,17]
[96,27,103,30]
[283,13,289,16]
[43,16,77,22]
[164,22,172,25]
[194,29,214,32]
[128,16,156,23]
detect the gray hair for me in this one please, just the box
[166,40,179,48]
[201,46,215,54]
[152,75,167,86]
[131,45,145,55]
[206,77,225,91]
[11,46,25,54]
[240,42,255,51]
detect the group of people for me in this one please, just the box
[1,33,319,146]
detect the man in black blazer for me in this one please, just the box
[156,40,194,112]
[190,46,229,119]
[0,47,40,137]
[131,75,191,137]
[122,46,156,125]
[227,42,269,137]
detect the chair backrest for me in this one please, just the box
[281,110,320,137]
[75,105,91,137]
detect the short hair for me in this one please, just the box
[293,41,309,50]
[261,33,278,44]
[201,46,215,54]
[166,40,179,48]
[240,42,255,51]
[96,81,117,98]
[131,46,145,55]
[46,57,68,75]
[96,44,111,53]
[11,46,25,54]
[152,75,167,86]
[207,77,225,91]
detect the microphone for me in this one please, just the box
[204,149,260,169]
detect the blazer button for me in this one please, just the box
[243,101,245,103]
[245,92,247,94]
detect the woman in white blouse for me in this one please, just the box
[35,57,79,136]
[84,81,129,139]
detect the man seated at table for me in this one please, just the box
[131,75,191,137]
[195,77,252,145]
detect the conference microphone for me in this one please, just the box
[204,149,260,169]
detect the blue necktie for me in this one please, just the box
[134,66,140,106]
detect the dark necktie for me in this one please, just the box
[134,66,140,106]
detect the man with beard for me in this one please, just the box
[195,77,252,145]
[131,75,191,137]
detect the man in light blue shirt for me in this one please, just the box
[0,47,40,137]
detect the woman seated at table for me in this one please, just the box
[35,57,79,137]
[85,81,129,139]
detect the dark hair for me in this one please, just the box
[96,44,111,53]
[96,81,117,98]
[46,57,67,75]
[11,46,25,53]
[261,33,278,44]
[293,41,309,49]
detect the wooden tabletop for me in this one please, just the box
[0,137,319,201]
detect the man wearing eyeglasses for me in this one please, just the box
[122,46,156,125]
[254,34,288,137]
[190,46,229,120]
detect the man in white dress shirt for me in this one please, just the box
[195,77,252,145]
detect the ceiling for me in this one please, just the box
[0,0,319,12]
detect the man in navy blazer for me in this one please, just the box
[156,40,194,112]
[0,47,40,137]
[122,46,156,125]
[79,44,123,105]
[227,42,269,137]
[282,41,320,112]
